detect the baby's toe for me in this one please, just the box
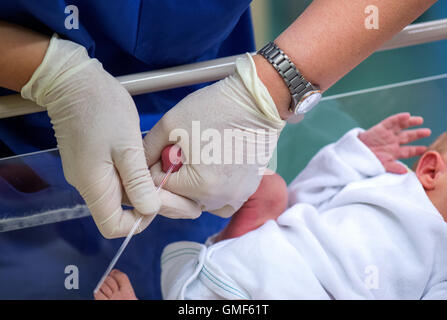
[105,275,119,292]
[97,282,113,299]
[110,269,130,288]
[94,290,108,300]
[110,269,137,300]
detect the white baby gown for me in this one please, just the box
[160,128,447,299]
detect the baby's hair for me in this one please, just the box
[413,132,447,170]
[428,132,447,156]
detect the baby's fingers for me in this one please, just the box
[383,113,425,132]
[398,128,431,144]
[397,114,424,130]
[384,161,408,174]
[406,115,425,128]
[382,112,410,130]
[398,145,427,159]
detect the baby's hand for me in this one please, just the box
[358,113,431,174]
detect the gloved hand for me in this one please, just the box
[21,34,200,238]
[122,144,201,222]
[143,54,286,217]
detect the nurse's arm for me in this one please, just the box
[254,0,437,120]
[0,21,50,92]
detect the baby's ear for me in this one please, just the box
[415,151,446,190]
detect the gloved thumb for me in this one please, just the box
[143,117,172,167]
[157,188,202,219]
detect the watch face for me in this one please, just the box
[296,91,322,114]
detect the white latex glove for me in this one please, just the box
[21,34,200,238]
[144,54,286,217]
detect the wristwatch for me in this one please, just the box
[258,42,321,123]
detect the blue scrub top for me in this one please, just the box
[0,0,255,154]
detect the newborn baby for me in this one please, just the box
[95,113,447,300]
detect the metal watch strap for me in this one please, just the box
[258,42,317,112]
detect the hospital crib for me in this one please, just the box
[1,17,447,299]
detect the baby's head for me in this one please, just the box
[414,132,447,221]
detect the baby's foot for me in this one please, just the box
[215,171,288,242]
[94,269,138,300]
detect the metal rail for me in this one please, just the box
[1,18,447,119]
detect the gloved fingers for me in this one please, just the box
[143,119,172,167]
[123,188,202,225]
[149,161,198,201]
[113,146,161,216]
[119,194,158,232]
[157,188,202,219]
[121,191,131,207]
[120,175,201,220]
[137,212,157,234]
[122,144,200,220]
[103,208,153,238]
[209,205,237,218]
[84,165,151,239]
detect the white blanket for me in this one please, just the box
[161,128,447,299]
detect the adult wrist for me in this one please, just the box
[21,34,95,107]
[252,54,293,120]
[256,42,322,123]
[234,53,284,126]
